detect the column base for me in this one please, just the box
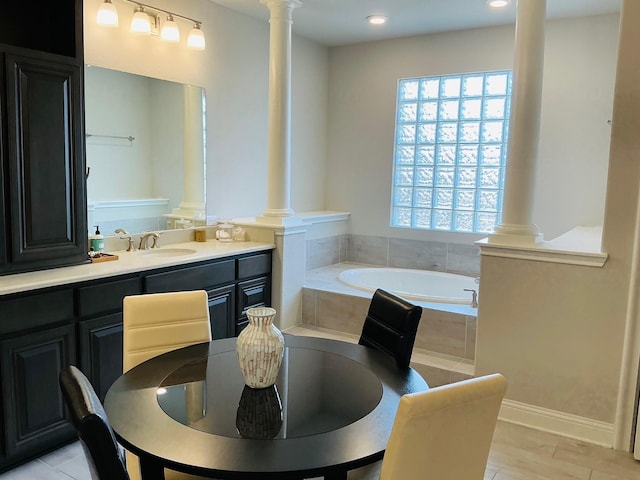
[489,223,544,246]
[256,212,303,227]
[163,202,206,229]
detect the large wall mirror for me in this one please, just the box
[85,66,206,236]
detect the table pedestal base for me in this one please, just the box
[323,472,347,480]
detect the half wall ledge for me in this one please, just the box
[477,226,608,268]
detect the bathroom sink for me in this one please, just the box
[136,248,197,258]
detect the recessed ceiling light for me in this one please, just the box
[486,0,510,7]
[367,15,388,26]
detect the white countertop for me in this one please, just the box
[0,241,275,296]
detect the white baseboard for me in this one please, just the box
[499,399,615,448]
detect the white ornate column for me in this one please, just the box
[258,0,301,226]
[251,0,305,333]
[170,85,205,222]
[181,85,205,214]
[490,0,546,246]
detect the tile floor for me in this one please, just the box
[1,421,638,480]
[0,325,638,479]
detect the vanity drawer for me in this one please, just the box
[77,277,141,319]
[237,253,272,279]
[0,288,74,336]
[237,276,271,317]
[144,260,235,293]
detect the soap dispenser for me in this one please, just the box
[91,226,105,253]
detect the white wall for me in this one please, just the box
[326,14,619,242]
[84,0,329,220]
[475,4,640,448]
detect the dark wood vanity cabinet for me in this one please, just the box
[77,276,142,402]
[0,0,87,275]
[143,252,272,338]
[236,276,272,334]
[0,288,76,467]
[207,284,237,340]
[0,250,272,471]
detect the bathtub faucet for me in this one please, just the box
[464,288,478,308]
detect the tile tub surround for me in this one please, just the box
[306,234,348,270]
[306,234,480,276]
[302,264,477,387]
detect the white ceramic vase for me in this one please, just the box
[236,307,285,389]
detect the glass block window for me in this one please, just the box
[391,71,512,233]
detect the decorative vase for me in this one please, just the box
[236,307,285,389]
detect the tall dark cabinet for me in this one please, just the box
[0,0,87,471]
[0,1,87,275]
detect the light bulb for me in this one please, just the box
[161,15,180,42]
[130,6,151,35]
[96,0,118,27]
[187,24,205,50]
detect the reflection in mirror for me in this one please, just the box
[84,66,206,236]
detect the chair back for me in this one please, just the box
[358,288,422,368]
[123,290,211,372]
[122,290,211,480]
[59,365,130,480]
[380,373,507,480]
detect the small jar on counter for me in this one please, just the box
[232,226,246,242]
[215,223,233,242]
[194,228,207,242]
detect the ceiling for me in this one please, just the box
[208,0,621,47]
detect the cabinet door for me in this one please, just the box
[236,276,271,335]
[0,2,82,59]
[207,284,235,340]
[79,314,123,402]
[3,53,87,272]
[0,324,75,460]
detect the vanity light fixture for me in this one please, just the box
[187,23,206,51]
[160,14,180,42]
[130,5,152,35]
[366,15,388,26]
[486,0,511,7]
[96,0,119,27]
[96,0,205,50]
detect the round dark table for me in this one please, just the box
[104,334,428,480]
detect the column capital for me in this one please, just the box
[260,0,302,14]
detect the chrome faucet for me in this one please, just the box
[464,288,479,308]
[138,232,160,250]
[115,229,136,252]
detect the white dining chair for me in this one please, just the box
[349,373,507,480]
[122,290,212,480]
